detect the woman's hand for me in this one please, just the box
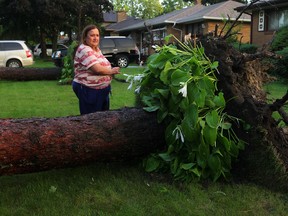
[111,67,120,75]
[90,64,120,75]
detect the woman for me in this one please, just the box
[72,25,120,115]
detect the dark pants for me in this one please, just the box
[72,81,111,115]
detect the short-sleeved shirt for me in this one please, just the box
[73,44,112,89]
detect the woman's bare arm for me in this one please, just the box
[89,63,120,75]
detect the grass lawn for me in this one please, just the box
[0,65,287,215]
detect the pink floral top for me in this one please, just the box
[73,44,112,89]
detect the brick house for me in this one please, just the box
[235,0,288,47]
[114,0,250,55]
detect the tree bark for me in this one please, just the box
[0,67,61,81]
[0,108,165,175]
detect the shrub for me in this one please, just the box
[270,26,288,51]
[263,47,288,79]
[59,41,78,85]
[233,43,258,54]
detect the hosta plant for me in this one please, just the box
[128,35,245,182]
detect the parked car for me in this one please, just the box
[52,36,140,68]
[51,47,68,67]
[34,43,68,57]
[0,40,34,67]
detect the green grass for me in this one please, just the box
[264,79,288,126]
[0,65,287,215]
[27,57,56,68]
[0,69,141,119]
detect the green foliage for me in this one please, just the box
[270,26,288,51]
[58,41,78,85]
[112,0,163,19]
[233,43,258,54]
[261,47,288,79]
[139,35,245,182]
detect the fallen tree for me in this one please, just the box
[201,38,288,191]
[0,67,61,80]
[0,108,165,175]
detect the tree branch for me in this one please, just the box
[269,91,288,125]
[223,0,261,40]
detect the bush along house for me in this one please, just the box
[235,0,288,47]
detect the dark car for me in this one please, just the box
[51,48,68,67]
[52,36,140,68]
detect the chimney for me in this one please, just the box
[117,11,128,22]
[194,0,202,5]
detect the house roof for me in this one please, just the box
[105,17,144,31]
[177,0,250,24]
[117,0,250,32]
[235,0,288,12]
[117,6,204,32]
[103,11,118,23]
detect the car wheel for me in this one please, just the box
[115,55,129,68]
[7,59,22,68]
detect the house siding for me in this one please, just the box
[251,11,281,46]
[206,21,251,43]
[235,0,288,47]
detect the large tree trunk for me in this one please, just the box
[0,108,165,175]
[0,67,61,80]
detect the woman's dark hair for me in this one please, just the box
[81,24,98,45]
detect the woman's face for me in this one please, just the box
[85,28,100,49]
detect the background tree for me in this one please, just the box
[112,0,163,19]
[162,0,193,14]
[0,0,113,56]
[0,0,36,42]
[183,0,248,5]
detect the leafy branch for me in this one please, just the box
[129,35,246,182]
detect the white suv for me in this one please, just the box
[34,43,67,57]
[0,40,34,67]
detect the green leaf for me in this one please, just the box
[230,141,239,158]
[206,110,219,128]
[211,61,219,69]
[164,34,173,43]
[203,125,217,146]
[191,167,201,177]
[187,82,199,102]
[159,153,173,162]
[237,140,246,150]
[205,98,216,108]
[145,157,160,172]
[155,88,170,99]
[165,120,178,146]
[195,89,206,108]
[198,76,216,93]
[181,104,199,142]
[157,109,168,123]
[214,92,226,107]
[181,163,195,170]
[171,69,190,86]
[220,122,232,130]
[179,97,189,111]
[184,104,198,127]
[197,139,209,168]
[143,106,159,112]
[160,61,173,84]
[217,135,231,151]
[208,155,221,172]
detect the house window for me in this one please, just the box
[152,28,167,42]
[267,9,288,31]
[186,23,203,36]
